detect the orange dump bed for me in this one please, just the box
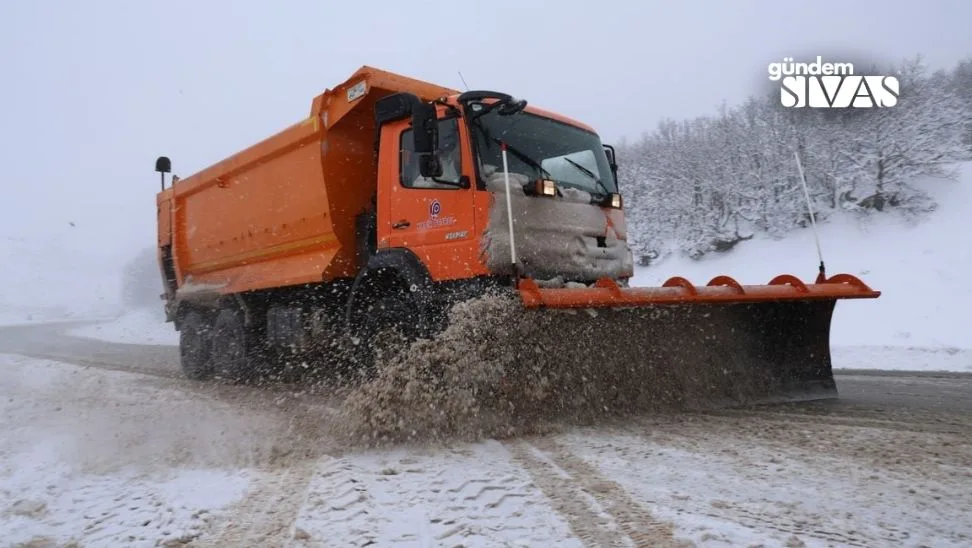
[157,66,458,296]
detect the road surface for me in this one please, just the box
[2,320,971,547]
[2,320,970,414]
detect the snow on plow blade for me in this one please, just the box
[511,273,881,407]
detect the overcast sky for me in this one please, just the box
[2,0,970,274]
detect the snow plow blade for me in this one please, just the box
[510,273,880,407]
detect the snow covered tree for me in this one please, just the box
[616,54,972,261]
[944,57,972,154]
[836,56,970,215]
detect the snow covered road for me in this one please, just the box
[1,322,971,547]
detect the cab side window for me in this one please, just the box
[400,118,463,189]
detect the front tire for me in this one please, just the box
[350,290,422,376]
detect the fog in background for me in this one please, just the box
[2,0,971,318]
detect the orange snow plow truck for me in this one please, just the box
[154,66,879,402]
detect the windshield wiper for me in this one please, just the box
[563,156,612,196]
[493,137,554,180]
[470,117,553,180]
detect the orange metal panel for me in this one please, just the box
[172,123,332,292]
[376,111,491,282]
[164,66,464,296]
[185,244,341,296]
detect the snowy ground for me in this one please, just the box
[0,353,252,546]
[2,352,970,547]
[68,307,179,346]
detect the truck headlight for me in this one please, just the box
[593,192,622,208]
[524,179,558,197]
[540,179,557,196]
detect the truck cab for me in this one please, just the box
[371,91,634,289]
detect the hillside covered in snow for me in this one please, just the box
[633,160,972,370]
[617,56,972,264]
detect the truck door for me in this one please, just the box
[378,115,480,281]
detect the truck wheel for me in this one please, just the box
[359,293,421,373]
[179,310,213,380]
[211,308,255,383]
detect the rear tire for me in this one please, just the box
[211,308,256,383]
[179,310,213,380]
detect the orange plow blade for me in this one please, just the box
[506,272,880,409]
[517,273,880,309]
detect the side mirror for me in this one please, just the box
[411,102,441,178]
[602,145,616,168]
[155,156,172,190]
[497,98,527,115]
[603,144,619,187]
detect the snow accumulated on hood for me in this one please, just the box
[478,168,633,283]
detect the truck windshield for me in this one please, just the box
[469,109,617,195]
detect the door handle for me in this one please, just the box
[392,220,410,229]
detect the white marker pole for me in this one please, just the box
[501,143,518,276]
[794,150,826,280]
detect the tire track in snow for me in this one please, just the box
[426,471,535,545]
[568,418,970,546]
[406,442,582,547]
[290,443,581,546]
[696,500,891,547]
[209,460,317,547]
[289,457,385,547]
[507,437,688,548]
[636,410,972,472]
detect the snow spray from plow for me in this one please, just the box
[338,271,879,445]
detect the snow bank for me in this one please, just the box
[68,306,178,346]
[632,161,972,367]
